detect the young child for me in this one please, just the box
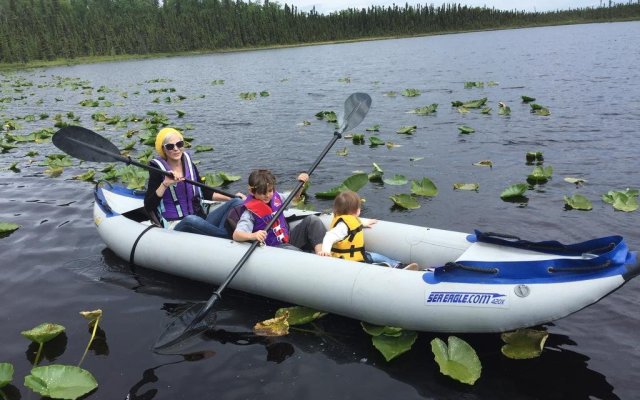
[319,190,419,270]
[232,169,326,254]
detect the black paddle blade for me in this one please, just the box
[153,302,217,352]
[53,126,124,162]
[337,92,372,134]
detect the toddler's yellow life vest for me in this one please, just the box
[330,214,366,262]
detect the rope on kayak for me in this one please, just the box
[129,225,156,265]
[444,262,499,274]
[548,260,612,273]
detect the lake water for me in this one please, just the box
[1,21,639,399]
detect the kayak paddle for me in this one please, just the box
[52,126,238,199]
[153,92,372,351]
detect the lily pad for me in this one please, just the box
[396,125,416,135]
[409,157,424,162]
[390,194,420,209]
[473,160,493,167]
[372,331,418,362]
[21,323,65,344]
[79,309,103,322]
[383,175,408,185]
[0,362,13,388]
[24,365,98,400]
[564,177,587,185]
[564,194,592,211]
[411,178,438,197]
[408,104,438,115]
[526,165,553,184]
[458,125,475,134]
[462,97,487,109]
[72,169,95,182]
[431,336,482,385]
[401,88,421,97]
[602,189,639,212]
[194,145,214,153]
[361,323,404,337]
[0,222,20,236]
[275,306,327,326]
[315,173,368,199]
[368,163,384,182]
[365,125,380,131]
[253,312,289,336]
[500,183,528,200]
[501,329,548,359]
[369,136,385,146]
[521,95,536,103]
[453,183,479,191]
[336,147,348,156]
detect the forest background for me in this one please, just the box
[1,0,639,67]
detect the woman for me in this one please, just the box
[144,127,245,237]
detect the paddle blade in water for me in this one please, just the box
[153,302,216,352]
[53,126,124,162]
[338,93,372,134]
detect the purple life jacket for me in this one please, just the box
[244,192,289,246]
[150,153,202,226]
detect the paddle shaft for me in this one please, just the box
[188,131,343,327]
[63,135,238,199]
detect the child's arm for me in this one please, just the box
[292,172,309,202]
[232,210,267,243]
[360,217,378,228]
[318,221,349,257]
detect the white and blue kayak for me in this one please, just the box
[94,184,639,333]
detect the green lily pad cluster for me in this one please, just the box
[602,189,639,212]
[3,311,104,399]
[361,322,417,362]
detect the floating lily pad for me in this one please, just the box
[462,97,487,108]
[8,162,19,172]
[453,183,479,191]
[368,163,384,182]
[431,336,482,385]
[498,102,511,115]
[401,88,421,97]
[458,125,475,134]
[21,323,65,344]
[396,126,416,135]
[527,165,553,184]
[383,175,408,185]
[564,194,592,211]
[0,362,13,388]
[369,136,385,146]
[202,173,224,187]
[336,147,348,156]
[352,134,365,144]
[410,157,424,162]
[390,194,420,209]
[408,104,438,115]
[24,365,98,400]
[526,151,544,164]
[386,142,401,149]
[500,183,528,200]
[194,145,214,153]
[70,168,95,182]
[521,95,536,103]
[79,309,103,322]
[473,160,493,167]
[315,173,368,199]
[275,306,327,326]
[315,111,337,123]
[564,177,587,185]
[602,189,639,212]
[361,323,417,362]
[259,91,270,97]
[365,125,380,132]
[411,177,438,197]
[481,107,492,114]
[501,329,548,359]
[253,312,289,336]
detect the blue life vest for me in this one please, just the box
[244,192,289,246]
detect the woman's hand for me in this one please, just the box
[235,192,247,200]
[297,172,309,182]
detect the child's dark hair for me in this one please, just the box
[248,169,276,195]
[333,190,361,216]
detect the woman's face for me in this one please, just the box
[163,133,184,161]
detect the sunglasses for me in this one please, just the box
[163,140,184,151]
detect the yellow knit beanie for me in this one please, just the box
[154,127,184,159]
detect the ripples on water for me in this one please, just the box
[1,21,639,399]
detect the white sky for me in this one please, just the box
[280,1,607,14]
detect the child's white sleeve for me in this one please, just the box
[321,221,349,254]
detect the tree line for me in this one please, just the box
[1,0,639,64]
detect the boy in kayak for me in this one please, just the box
[319,190,419,270]
[232,169,326,254]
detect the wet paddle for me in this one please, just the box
[52,126,238,198]
[153,92,373,351]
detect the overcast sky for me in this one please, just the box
[281,1,606,14]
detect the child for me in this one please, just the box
[232,169,326,254]
[319,190,419,270]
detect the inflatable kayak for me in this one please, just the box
[93,183,639,333]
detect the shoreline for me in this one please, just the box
[1,18,637,72]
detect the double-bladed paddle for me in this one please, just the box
[153,92,372,351]
[52,126,238,199]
